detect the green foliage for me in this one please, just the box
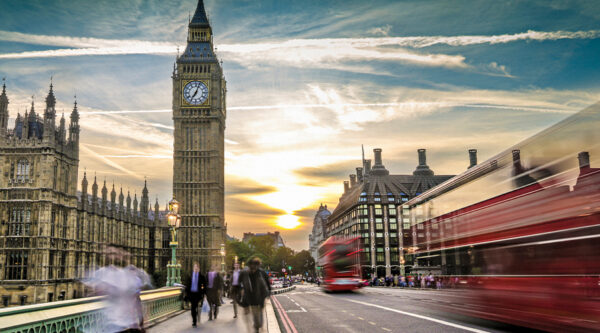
[248,235,275,259]
[152,269,167,287]
[225,237,316,276]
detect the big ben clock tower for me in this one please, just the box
[172,0,226,273]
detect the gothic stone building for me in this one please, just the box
[0,82,169,307]
[308,204,331,262]
[172,0,227,273]
[326,148,465,278]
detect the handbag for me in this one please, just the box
[201,300,210,313]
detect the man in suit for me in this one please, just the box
[206,265,223,320]
[184,262,206,327]
[229,262,242,318]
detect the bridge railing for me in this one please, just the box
[0,287,184,333]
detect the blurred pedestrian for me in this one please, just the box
[84,246,148,333]
[240,257,271,333]
[184,262,206,327]
[206,265,223,320]
[224,272,231,298]
[230,263,242,318]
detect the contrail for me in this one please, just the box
[78,102,574,115]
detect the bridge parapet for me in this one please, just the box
[0,287,183,333]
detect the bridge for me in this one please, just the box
[0,287,183,333]
[0,286,285,333]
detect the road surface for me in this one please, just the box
[271,284,539,333]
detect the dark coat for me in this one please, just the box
[205,271,223,305]
[184,272,206,301]
[240,268,271,307]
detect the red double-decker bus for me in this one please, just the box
[400,103,600,332]
[318,236,363,291]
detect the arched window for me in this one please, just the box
[16,159,29,182]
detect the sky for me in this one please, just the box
[0,0,599,250]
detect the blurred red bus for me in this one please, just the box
[318,236,363,291]
[400,103,600,332]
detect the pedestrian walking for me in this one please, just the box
[206,265,223,320]
[230,263,242,318]
[240,257,271,333]
[184,262,206,328]
[224,272,232,299]
[85,246,149,333]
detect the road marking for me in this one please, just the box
[357,317,364,320]
[272,296,299,333]
[344,299,491,333]
[382,328,391,332]
[369,321,377,325]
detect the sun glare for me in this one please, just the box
[276,214,301,229]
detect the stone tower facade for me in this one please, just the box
[0,81,169,306]
[172,0,227,273]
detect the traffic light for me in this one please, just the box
[288,266,292,270]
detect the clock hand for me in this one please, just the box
[191,87,199,98]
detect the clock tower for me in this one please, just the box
[172,0,226,273]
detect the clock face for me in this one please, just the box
[183,81,209,105]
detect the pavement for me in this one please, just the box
[270,284,540,333]
[150,297,279,333]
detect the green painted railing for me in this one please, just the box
[0,287,184,333]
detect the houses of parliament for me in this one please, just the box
[0,0,226,307]
[0,81,171,306]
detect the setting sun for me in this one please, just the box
[276,214,301,229]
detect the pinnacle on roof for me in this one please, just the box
[0,77,7,103]
[46,79,56,108]
[190,0,210,27]
[71,97,79,122]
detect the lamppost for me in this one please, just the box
[166,198,181,286]
[220,243,226,272]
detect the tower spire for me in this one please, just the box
[190,0,210,27]
[0,77,9,134]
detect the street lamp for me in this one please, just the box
[220,243,226,272]
[166,198,182,287]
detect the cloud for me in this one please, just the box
[226,179,278,195]
[226,197,286,217]
[294,160,364,182]
[3,29,599,74]
[367,25,392,37]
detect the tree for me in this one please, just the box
[248,235,275,260]
[290,250,315,276]
[271,246,294,273]
[225,239,252,270]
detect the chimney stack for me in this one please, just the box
[356,167,363,182]
[349,174,357,187]
[468,149,477,168]
[370,148,390,175]
[512,149,521,162]
[364,159,372,175]
[413,149,434,176]
[418,149,427,166]
[374,148,383,166]
[343,181,350,193]
[578,151,590,169]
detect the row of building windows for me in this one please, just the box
[182,64,211,73]
[9,160,32,182]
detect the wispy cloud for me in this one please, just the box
[4,29,597,70]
